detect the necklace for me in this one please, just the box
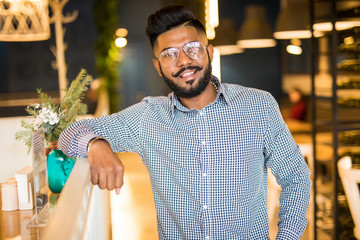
[211,81,218,93]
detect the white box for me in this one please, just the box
[15,166,34,210]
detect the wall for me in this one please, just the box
[116,0,166,109]
[218,0,282,100]
[0,117,32,182]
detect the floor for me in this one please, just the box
[110,152,311,240]
[110,153,158,240]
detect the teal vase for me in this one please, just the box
[47,148,75,193]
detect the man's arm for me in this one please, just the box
[58,122,125,193]
[263,93,312,240]
[58,101,147,192]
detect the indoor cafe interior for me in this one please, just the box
[0,0,360,239]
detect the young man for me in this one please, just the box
[59,5,311,239]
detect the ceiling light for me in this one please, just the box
[313,2,360,31]
[274,0,311,39]
[115,37,127,48]
[237,5,276,49]
[0,0,50,41]
[211,18,244,55]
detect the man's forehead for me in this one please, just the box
[153,26,207,54]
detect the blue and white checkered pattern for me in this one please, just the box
[59,76,311,240]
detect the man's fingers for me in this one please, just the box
[87,142,124,192]
[98,170,107,189]
[90,168,99,185]
[106,170,116,190]
[115,164,124,194]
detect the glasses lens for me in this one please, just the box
[184,41,205,60]
[159,41,206,67]
[160,48,179,67]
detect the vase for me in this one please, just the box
[46,142,75,193]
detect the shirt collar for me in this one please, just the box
[170,75,230,116]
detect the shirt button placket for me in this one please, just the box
[198,109,211,239]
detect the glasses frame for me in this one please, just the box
[158,41,207,67]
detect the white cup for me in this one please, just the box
[1,178,19,211]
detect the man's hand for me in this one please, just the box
[87,140,124,194]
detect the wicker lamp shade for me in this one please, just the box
[0,0,50,42]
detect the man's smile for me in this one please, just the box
[181,70,196,78]
[172,65,203,78]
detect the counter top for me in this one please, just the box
[0,188,39,240]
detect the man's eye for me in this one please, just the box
[187,47,197,53]
[163,50,177,58]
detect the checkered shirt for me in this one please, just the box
[59,76,312,240]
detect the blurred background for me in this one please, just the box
[0,0,288,116]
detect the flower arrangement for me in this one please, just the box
[16,69,93,151]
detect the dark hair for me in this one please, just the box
[145,4,206,48]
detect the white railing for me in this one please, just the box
[40,158,111,240]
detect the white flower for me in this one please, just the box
[28,116,43,130]
[48,111,60,125]
[38,107,60,126]
[33,117,44,129]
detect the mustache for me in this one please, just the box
[172,65,203,78]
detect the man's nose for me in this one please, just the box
[177,49,193,67]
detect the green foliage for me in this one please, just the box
[15,69,93,151]
[93,0,121,113]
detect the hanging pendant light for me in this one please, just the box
[237,5,276,49]
[274,0,311,39]
[211,18,244,55]
[313,1,360,32]
[0,0,50,41]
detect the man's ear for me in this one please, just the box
[152,58,162,77]
[207,44,214,63]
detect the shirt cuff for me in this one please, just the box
[87,137,109,153]
[276,228,301,240]
[78,133,100,157]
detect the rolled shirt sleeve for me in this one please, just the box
[58,101,147,157]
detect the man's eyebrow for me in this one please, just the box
[161,41,199,53]
[161,47,176,53]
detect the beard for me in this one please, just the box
[159,54,212,99]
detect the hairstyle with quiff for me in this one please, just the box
[145,4,207,49]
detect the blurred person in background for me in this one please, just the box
[289,88,307,121]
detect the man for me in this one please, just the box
[59,4,311,239]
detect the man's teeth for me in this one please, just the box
[182,71,195,77]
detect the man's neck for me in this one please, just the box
[178,81,217,110]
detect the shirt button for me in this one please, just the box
[202,141,206,145]
[205,236,210,240]
[199,112,204,116]
[202,173,207,177]
[203,205,208,209]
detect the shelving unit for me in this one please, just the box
[310,1,360,239]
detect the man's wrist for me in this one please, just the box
[87,137,109,153]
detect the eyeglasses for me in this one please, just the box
[158,41,206,67]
